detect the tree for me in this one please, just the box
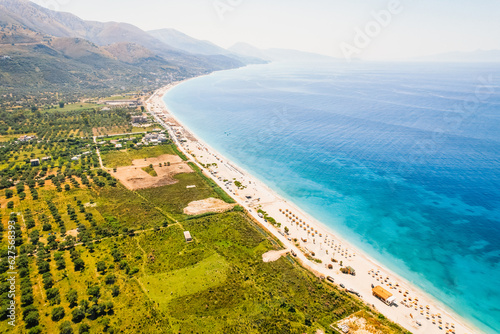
[7,201,14,209]
[28,326,42,334]
[30,230,40,244]
[51,306,65,321]
[73,258,85,271]
[86,304,99,320]
[96,261,106,273]
[78,323,90,334]
[46,288,60,302]
[71,307,85,323]
[284,226,289,234]
[5,189,13,198]
[59,101,65,108]
[66,289,78,308]
[24,309,40,328]
[111,285,119,297]
[37,260,50,274]
[59,321,74,334]
[104,274,115,285]
[43,275,54,290]
[21,292,34,306]
[103,301,114,314]
[56,258,66,270]
[87,286,100,299]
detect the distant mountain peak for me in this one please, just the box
[229,42,339,62]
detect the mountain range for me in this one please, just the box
[0,0,260,96]
[0,0,348,99]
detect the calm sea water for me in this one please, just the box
[164,61,500,333]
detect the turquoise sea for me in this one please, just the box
[164,61,500,333]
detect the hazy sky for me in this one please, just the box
[32,0,500,60]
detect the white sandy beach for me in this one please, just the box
[144,82,481,334]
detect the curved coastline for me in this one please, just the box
[148,70,483,334]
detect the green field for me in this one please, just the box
[48,103,105,113]
[138,173,224,221]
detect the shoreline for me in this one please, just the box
[145,77,482,334]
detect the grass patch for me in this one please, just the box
[97,183,166,230]
[141,165,158,177]
[171,144,188,161]
[188,162,235,204]
[101,144,177,168]
[138,173,220,221]
[49,102,105,112]
[141,253,229,307]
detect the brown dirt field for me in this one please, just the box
[183,197,235,215]
[129,154,184,167]
[262,249,290,263]
[113,154,192,190]
[66,229,78,238]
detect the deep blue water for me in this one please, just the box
[164,61,500,333]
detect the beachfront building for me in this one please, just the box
[372,285,396,305]
[142,133,168,145]
[104,99,141,108]
[131,115,148,123]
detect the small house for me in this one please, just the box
[184,231,192,242]
[30,159,40,167]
